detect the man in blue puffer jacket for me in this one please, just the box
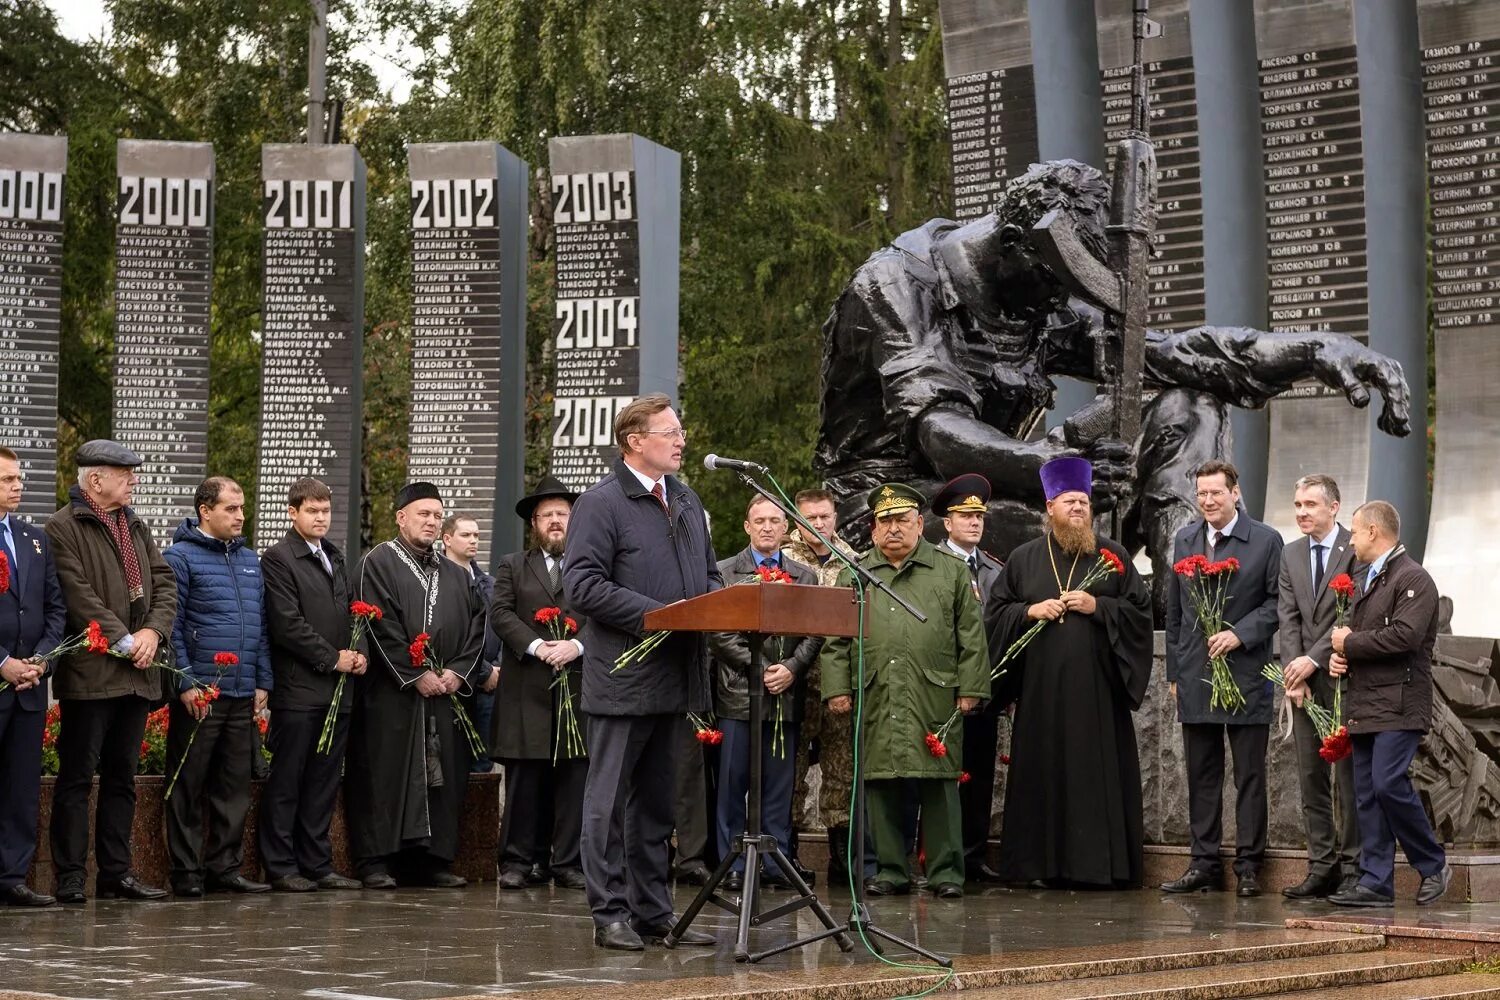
[162,476,273,896]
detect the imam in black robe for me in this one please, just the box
[986,532,1153,887]
[347,538,485,872]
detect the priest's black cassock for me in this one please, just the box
[347,538,485,873]
[986,533,1153,887]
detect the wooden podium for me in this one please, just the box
[648,583,857,961]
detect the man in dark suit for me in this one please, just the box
[259,476,366,892]
[1162,460,1283,898]
[1328,501,1449,907]
[931,473,1005,883]
[1277,474,1361,899]
[708,494,822,892]
[564,394,723,951]
[484,476,588,891]
[441,512,502,774]
[0,446,67,906]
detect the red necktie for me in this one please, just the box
[651,482,668,511]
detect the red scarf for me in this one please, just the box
[81,492,145,601]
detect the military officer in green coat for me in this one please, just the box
[822,483,989,897]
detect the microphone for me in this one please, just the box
[703,454,769,475]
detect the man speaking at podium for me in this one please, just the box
[564,393,723,951]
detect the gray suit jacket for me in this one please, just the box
[1277,525,1359,671]
[936,541,1003,607]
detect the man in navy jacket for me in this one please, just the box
[564,394,723,951]
[162,477,272,896]
[0,447,67,906]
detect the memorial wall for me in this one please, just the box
[112,140,214,545]
[255,145,364,556]
[1097,0,1204,333]
[1419,0,1500,635]
[938,0,1039,222]
[0,133,64,523]
[545,134,680,492]
[1254,0,1373,537]
[407,142,527,564]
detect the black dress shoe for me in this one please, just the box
[1329,883,1394,907]
[172,877,203,898]
[2,884,56,907]
[933,882,963,899]
[552,868,587,890]
[98,875,168,900]
[594,920,645,951]
[1160,868,1220,894]
[864,878,910,896]
[1417,865,1453,905]
[525,863,549,885]
[315,873,362,891]
[1236,873,1261,898]
[271,875,317,893]
[673,862,710,886]
[362,872,397,890]
[498,868,528,890]
[724,871,744,892]
[426,870,467,888]
[1336,873,1361,897]
[1282,871,1340,899]
[790,859,817,888]
[633,919,714,946]
[55,874,85,904]
[207,873,270,894]
[967,863,1005,884]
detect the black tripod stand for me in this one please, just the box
[666,631,854,962]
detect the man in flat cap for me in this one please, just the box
[932,474,1006,883]
[45,440,177,903]
[820,483,988,898]
[986,456,1153,888]
[346,482,486,889]
[485,476,590,891]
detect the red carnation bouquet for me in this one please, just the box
[165,652,235,799]
[410,631,488,758]
[0,549,9,596]
[318,601,382,754]
[1174,554,1245,713]
[3,617,199,694]
[688,712,723,745]
[1261,573,1359,764]
[536,607,586,762]
[921,547,1125,759]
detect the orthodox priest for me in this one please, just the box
[348,482,486,889]
[986,456,1153,888]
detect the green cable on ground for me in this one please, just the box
[762,473,957,997]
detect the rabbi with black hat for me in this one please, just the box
[986,456,1153,889]
[484,476,590,891]
[345,481,487,889]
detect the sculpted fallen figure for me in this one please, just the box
[815,159,1410,608]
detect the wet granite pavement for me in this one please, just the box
[0,880,1494,999]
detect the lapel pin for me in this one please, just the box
[31,538,41,555]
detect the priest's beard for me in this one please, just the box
[1047,515,1096,556]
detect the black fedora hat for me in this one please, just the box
[515,475,580,520]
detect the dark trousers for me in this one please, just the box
[499,756,587,874]
[0,697,44,887]
[715,719,798,875]
[1182,722,1268,876]
[51,695,150,882]
[868,778,963,888]
[468,690,496,773]
[672,715,710,865]
[960,705,999,871]
[1352,729,1446,896]
[1292,675,1359,878]
[581,713,678,928]
[259,707,347,880]
[165,695,254,881]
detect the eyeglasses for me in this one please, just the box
[643,428,687,442]
[1195,489,1230,501]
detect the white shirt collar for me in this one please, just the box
[624,461,665,496]
[1314,523,1340,550]
[1209,512,1238,541]
[945,538,977,560]
[307,539,324,556]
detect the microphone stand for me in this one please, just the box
[713,469,950,968]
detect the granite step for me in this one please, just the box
[1278,973,1500,998]
[957,948,1468,999]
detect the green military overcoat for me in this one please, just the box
[821,536,989,779]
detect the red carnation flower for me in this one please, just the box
[695,728,724,746]
[213,652,239,667]
[1099,548,1126,576]
[85,620,110,655]
[0,550,9,595]
[257,716,269,736]
[1319,725,1352,763]
[1000,754,1011,766]
[534,607,561,625]
[140,740,150,756]
[409,632,431,669]
[564,617,579,635]
[924,732,948,758]
[958,771,971,784]
[350,601,383,620]
[1329,573,1357,599]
